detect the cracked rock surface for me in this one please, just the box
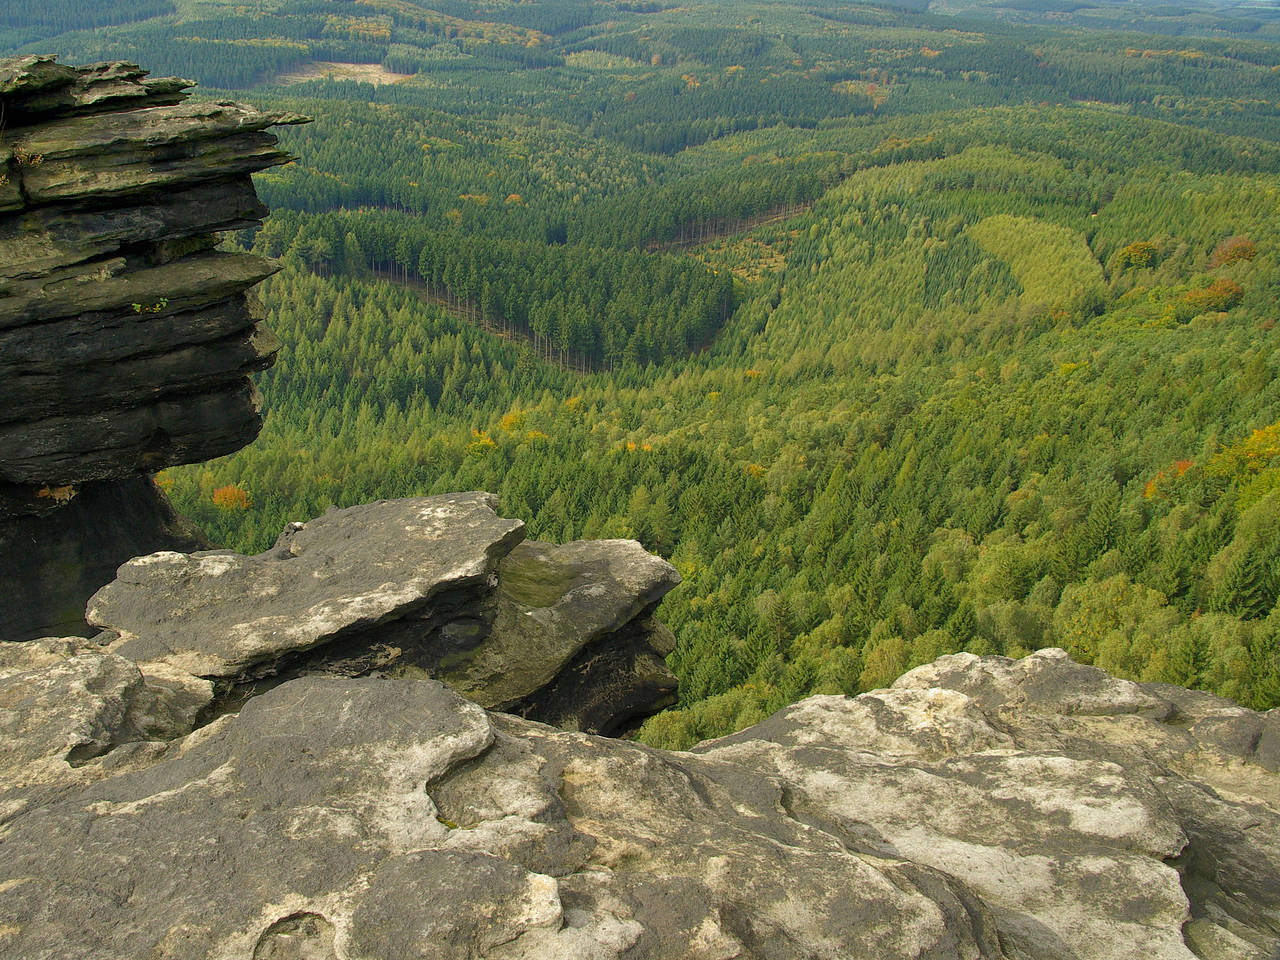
[0,648,1276,959]
[86,494,681,735]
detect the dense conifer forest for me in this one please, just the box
[8,0,1279,745]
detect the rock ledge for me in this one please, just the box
[1,644,1276,960]
[87,493,681,736]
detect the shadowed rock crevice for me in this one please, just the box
[506,614,679,737]
[1165,781,1280,959]
[0,477,208,641]
[189,580,502,727]
[87,494,683,736]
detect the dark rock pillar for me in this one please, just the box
[0,56,307,640]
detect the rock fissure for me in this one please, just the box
[188,579,502,727]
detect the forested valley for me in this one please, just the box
[7,0,1280,746]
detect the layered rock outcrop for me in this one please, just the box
[0,56,304,639]
[2,645,1276,959]
[84,492,681,736]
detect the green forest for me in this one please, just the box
[7,0,1280,746]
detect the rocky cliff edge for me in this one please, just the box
[2,623,1277,958]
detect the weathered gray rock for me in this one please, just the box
[8,99,306,206]
[90,493,526,678]
[0,57,190,123]
[891,645,1177,720]
[0,295,259,374]
[0,676,998,960]
[0,249,278,332]
[2,650,1275,960]
[0,676,494,960]
[3,320,278,424]
[878,650,1280,957]
[443,538,680,733]
[892,649,1280,794]
[701,692,1193,959]
[0,251,281,472]
[0,177,266,285]
[0,636,211,806]
[0,55,301,505]
[84,496,681,735]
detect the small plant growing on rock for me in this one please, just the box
[35,484,75,504]
[13,147,43,167]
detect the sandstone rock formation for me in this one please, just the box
[454,537,680,733]
[1,644,1276,960]
[85,493,681,736]
[0,56,304,640]
[4,56,1278,959]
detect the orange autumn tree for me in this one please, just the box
[1143,459,1194,499]
[1183,278,1243,315]
[211,484,251,511]
[1210,235,1256,268]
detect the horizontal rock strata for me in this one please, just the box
[86,493,682,734]
[0,648,1275,959]
[0,55,306,515]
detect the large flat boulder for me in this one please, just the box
[84,496,681,736]
[89,493,526,679]
[1,650,1276,959]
